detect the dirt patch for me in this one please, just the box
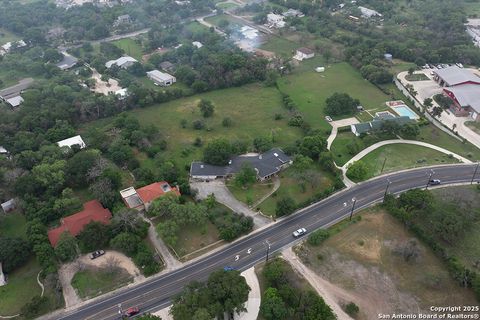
[58,250,144,308]
[295,209,478,320]
[90,68,123,96]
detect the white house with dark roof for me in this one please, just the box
[190,148,292,181]
[56,135,86,150]
[105,56,138,69]
[147,70,176,86]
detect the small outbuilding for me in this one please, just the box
[1,199,16,213]
[105,56,138,69]
[147,70,176,86]
[294,47,315,61]
[56,135,86,150]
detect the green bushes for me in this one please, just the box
[307,229,330,246]
[346,160,369,181]
[383,189,480,298]
[209,208,253,242]
[260,258,335,320]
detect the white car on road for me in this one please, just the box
[292,228,307,237]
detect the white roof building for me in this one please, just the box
[5,95,23,107]
[1,199,15,213]
[358,6,382,18]
[0,146,7,154]
[282,9,304,18]
[0,40,26,55]
[192,41,203,48]
[115,88,128,99]
[56,135,86,149]
[147,70,176,86]
[267,13,286,28]
[105,56,138,69]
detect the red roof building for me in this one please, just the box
[119,181,180,211]
[48,200,112,247]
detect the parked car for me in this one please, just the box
[292,228,307,237]
[325,116,333,122]
[124,307,139,317]
[429,179,441,185]
[90,250,105,260]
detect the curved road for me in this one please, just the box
[57,164,480,320]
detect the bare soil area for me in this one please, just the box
[295,209,478,320]
[90,69,123,96]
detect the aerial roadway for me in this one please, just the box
[56,163,479,320]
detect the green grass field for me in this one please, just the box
[405,73,429,81]
[465,121,480,135]
[349,143,460,181]
[84,83,303,169]
[0,259,42,316]
[172,221,220,258]
[0,212,28,239]
[0,28,20,44]
[258,166,335,216]
[216,2,238,10]
[260,35,298,57]
[227,180,275,206]
[184,21,209,33]
[111,38,144,61]
[277,63,391,132]
[71,267,133,299]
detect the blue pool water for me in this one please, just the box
[392,105,419,120]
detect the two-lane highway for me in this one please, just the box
[57,164,479,320]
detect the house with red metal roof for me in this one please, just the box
[119,181,180,211]
[48,200,112,247]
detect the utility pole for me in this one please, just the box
[384,179,392,198]
[426,169,434,190]
[265,240,271,263]
[471,162,480,185]
[349,198,357,221]
[381,157,387,173]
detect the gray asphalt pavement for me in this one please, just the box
[55,164,480,320]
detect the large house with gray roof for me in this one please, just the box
[433,66,480,87]
[351,115,413,136]
[190,148,292,181]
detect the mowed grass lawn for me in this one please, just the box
[465,121,480,135]
[260,35,298,57]
[86,84,302,169]
[0,212,28,239]
[227,180,275,206]
[277,62,391,132]
[71,267,133,299]
[112,38,144,61]
[0,258,42,316]
[298,209,478,317]
[355,144,460,180]
[258,167,335,216]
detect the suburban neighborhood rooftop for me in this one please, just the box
[444,84,480,113]
[434,66,480,86]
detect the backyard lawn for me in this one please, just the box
[258,167,335,217]
[0,259,42,316]
[227,179,275,206]
[111,38,144,61]
[84,83,303,169]
[71,266,133,299]
[349,143,460,181]
[260,35,298,57]
[0,212,28,239]
[277,62,392,132]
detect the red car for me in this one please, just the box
[124,307,139,317]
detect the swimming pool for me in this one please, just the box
[391,105,419,120]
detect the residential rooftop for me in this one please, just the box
[434,66,480,86]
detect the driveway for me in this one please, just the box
[190,180,271,228]
[327,117,359,150]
